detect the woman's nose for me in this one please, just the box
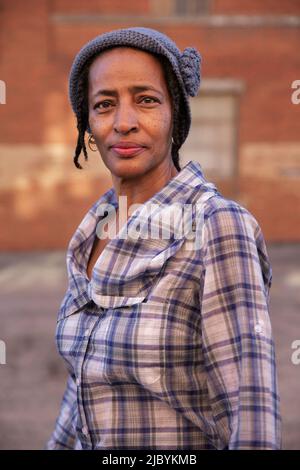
[113,102,138,134]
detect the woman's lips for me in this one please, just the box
[110,146,146,157]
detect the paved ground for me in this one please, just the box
[0,245,299,449]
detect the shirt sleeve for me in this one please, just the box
[44,373,79,450]
[200,202,282,450]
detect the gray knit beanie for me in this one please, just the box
[69,27,202,156]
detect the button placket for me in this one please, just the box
[76,314,99,446]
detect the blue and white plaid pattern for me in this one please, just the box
[45,160,281,450]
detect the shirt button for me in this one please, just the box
[254,320,264,334]
[76,378,80,386]
[82,425,89,436]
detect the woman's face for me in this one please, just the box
[88,47,173,178]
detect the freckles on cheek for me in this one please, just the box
[150,112,172,137]
[89,115,106,136]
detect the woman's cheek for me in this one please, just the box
[89,116,110,142]
[152,110,172,138]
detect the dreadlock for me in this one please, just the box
[73,57,93,169]
[73,50,184,172]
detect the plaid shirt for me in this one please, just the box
[45,160,281,450]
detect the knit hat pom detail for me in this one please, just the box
[180,47,201,97]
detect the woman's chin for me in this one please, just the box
[106,154,152,178]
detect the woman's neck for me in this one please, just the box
[112,160,179,220]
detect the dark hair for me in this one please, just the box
[72,49,183,172]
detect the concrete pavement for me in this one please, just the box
[0,245,299,449]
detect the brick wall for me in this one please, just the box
[0,0,299,248]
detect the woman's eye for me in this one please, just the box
[140,96,159,104]
[94,100,113,111]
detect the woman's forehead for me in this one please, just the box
[88,47,167,91]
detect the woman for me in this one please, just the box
[45,27,281,450]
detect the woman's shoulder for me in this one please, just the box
[196,190,273,295]
[197,190,265,242]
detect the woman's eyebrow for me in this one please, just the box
[130,85,163,97]
[93,89,117,98]
[92,85,163,99]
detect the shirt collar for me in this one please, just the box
[66,160,219,309]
